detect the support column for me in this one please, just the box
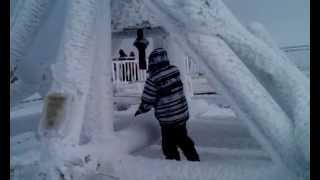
[247,22,294,66]
[81,0,115,145]
[37,1,98,178]
[10,0,56,106]
[41,0,97,146]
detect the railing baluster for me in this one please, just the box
[112,62,117,81]
[118,63,121,83]
[124,63,126,83]
[112,57,157,83]
[130,62,133,82]
[132,62,135,82]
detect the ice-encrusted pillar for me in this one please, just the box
[246,23,309,163]
[81,0,115,144]
[186,33,303,175]
[43,0,97,145]
[38,1,98,178]
[247,22,293,65]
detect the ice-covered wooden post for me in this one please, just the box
[37,0,98,178]
[186,34,302,174]
[247,22,293,64]
[39,0,97,150]
[81,0,115,145]
[246,22,310,164]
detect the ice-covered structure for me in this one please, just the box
[10,0,309,179]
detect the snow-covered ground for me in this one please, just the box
[10,77,300,180]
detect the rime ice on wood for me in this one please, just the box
[39,92,68,138]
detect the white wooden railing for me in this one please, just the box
[112,56,201,82]
[185,56,201,76]
[112,57,147,83]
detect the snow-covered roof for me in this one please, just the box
[111,0,160,32]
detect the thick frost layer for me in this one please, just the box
[10,0,56,106]
[247,22,299,70]
[10,0,55,65]
[187,34,303,174]
[81,0,115,145]
[48,0,97,145]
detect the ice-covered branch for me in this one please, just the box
[245,23,309,163]
[46,0,97,146]
[186,34,304,175]
[247,22,299,68]
[219,30,310,165]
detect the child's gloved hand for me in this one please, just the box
[134,109,142,117]
[135,103,152,117]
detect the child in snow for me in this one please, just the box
[135,48,200,161]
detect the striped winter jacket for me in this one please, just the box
[138,64,189,125]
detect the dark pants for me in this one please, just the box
[160,123,200,161]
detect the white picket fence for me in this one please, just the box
[112,56,202,84]
[185,56,201,76]
[112,57,147,84]
[111,56,201,97]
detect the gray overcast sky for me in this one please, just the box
[223,0,309,47]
